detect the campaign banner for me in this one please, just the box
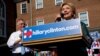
[22,19,81,42]
[91,40,100,49]
[90,31,100,40]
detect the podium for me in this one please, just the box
[22,19,93,56]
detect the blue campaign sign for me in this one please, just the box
[22,19,82,42]
[90,31,100,40]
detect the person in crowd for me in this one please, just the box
[55,2,89,56]
[7,18,34,56]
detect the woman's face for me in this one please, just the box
[61,4,73,19]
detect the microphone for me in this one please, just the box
[60,13,64,18]
[55,13,64,22]
[55,17,61,22]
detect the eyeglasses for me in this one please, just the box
[17,22,25,26]
[20,23,25,25]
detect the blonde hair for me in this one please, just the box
[60,2,77,18]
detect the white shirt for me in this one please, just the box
[7,30,31,53]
